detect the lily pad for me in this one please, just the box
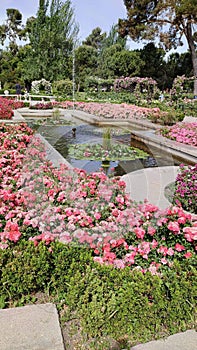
[68,142,148,161]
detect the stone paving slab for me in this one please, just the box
[121,166,179,209]
[130,329,197,350]
[0,303,65,350]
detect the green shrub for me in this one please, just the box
[0,240,94,304]
[148,108,185,125]
[0,239,196,346]
[50,242,94,294]
[53,79,73,97]
[0,241,52,302]
[66,262,196,342]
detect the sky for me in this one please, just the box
[0,0,128,40]
[0,0,188,53]
[0,0,143,49]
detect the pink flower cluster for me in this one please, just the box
[59,101,161,121]
[114,76,157,92]
[0,123,196,274]
[0,97,24,120]
[160,122,197,146]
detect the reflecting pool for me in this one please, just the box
[36,123,181,176]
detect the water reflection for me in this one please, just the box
[37,123,180,176]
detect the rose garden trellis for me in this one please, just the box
[31,79,52,94]
[114,76,158,101]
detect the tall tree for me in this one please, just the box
[102,24,127,50]
[23,0,79,82]
[74,44,98,90]
[99,44,144,79]
[0,9,26,53]
[166,51,193,89]
[0,47,25,89]
[138,43,167,90]
[119,0,197,95]
[82,27,106,52]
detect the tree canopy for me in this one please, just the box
[82,27,106,51]
[119,0,197,95]
[22,0,79,82]
[0,8,26,53]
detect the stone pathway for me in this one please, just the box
[122,166,179,209]
[0,304,65,350]
[130,329,197,350]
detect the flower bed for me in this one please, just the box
[57,100,161,120]
[0,123,196,275]
[159,122,197,146]
[172,164,197,214]
[0,122,196,347]
[0,97,24,120]
[29,102,55,110]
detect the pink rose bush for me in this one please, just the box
[0,123,196,275]
[57,101,161,121]
[159,122,197,146]
[114,76,157,92]
[172,163,197,214]
[0,97,24,120]
[30,102,55,110]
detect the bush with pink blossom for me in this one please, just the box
[0,97,24,120]
[172,164,197,214]
[29,102,57,110]
[57,100,161,121]
[0,123,196,275]
[159,122,197,146]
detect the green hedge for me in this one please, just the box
[0,240,196,346]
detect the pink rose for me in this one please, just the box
[175,243,185,252]
[167,221,180,233]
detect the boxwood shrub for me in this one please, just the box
[0,239,196,347]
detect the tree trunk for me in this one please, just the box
[191,50,197,97]
[185,21,197,97]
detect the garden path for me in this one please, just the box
[130,329,197,350]
[0,303,65,350]
[122,166,179,209]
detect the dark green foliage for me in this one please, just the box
[82,27,106,50]
[84,77,114,92]
[68,263,196,341]
[74,45,98,90]
[0,8,26,50]
[138,43,167,90]
[0,240,93,302]
[119,0,197,95]
[52,79,73,97]
[0,241,52,299]
[22,0,78,82]
[0,239,196,344]
[50,242,94,294]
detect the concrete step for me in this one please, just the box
[0,303,65,350]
